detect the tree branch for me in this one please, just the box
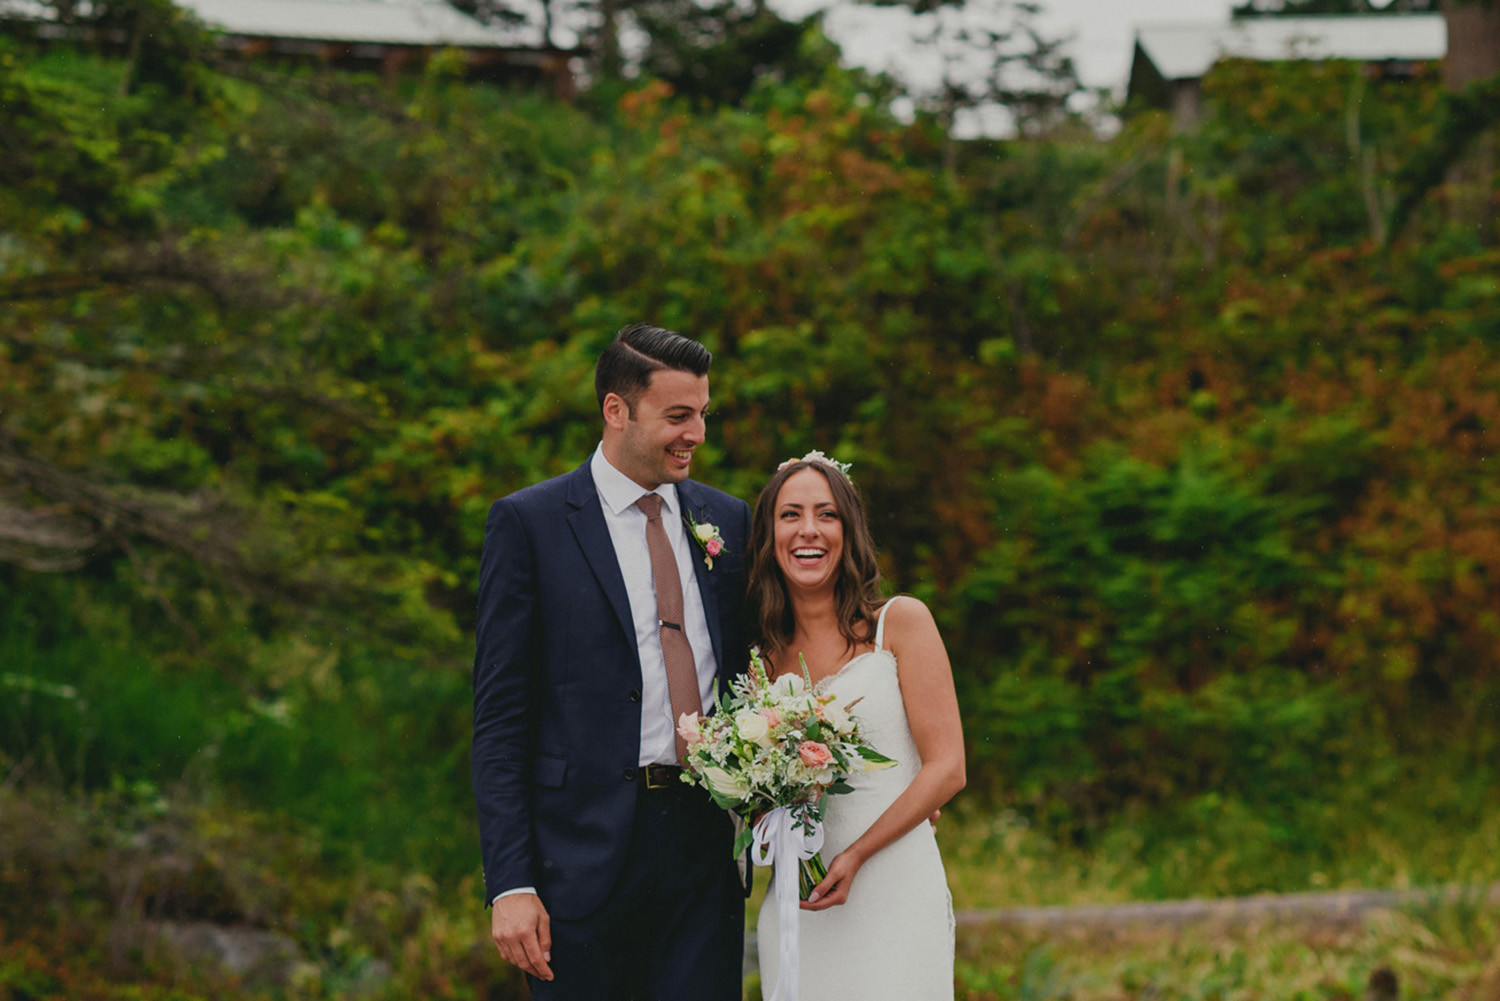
[0,258,238,312]
[0,333,383,428]
[1387,74,1500,244]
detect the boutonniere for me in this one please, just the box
[684,511,727,570]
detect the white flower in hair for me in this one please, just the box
[776,450,853,476]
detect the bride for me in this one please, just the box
[749,452,966,999]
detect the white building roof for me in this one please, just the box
[0,0,548,50]
[183,0,546,50]
[1135,14,1447,82]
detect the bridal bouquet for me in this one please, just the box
[678,649,894,1001]
[677,647,895,894]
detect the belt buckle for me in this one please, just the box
[645,765,673,789]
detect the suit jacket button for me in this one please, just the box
[623,767,636,781]
[629,690,641,702]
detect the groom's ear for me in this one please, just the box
[602,391,630,430]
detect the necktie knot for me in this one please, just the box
[636,493,664,521]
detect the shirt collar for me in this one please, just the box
[591,444,680,519]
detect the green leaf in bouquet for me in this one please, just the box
[706,787,742,810]
[732,821,755,858]
[859,748,896,765]
[829,779,855,795]
[798,652,815,690]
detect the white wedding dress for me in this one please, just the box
[757,596,956,999]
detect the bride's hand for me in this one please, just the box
[800,849,864,911]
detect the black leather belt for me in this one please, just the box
[639,764,685,789]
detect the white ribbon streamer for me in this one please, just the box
[751,805,825,1001]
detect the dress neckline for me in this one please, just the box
[768,597,906,692]
[812,647,895,694]
[767,645,874,690]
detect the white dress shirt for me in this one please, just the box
[589,443,719,764]
[495,446,720,906]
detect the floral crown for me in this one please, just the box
[776,450,852,477]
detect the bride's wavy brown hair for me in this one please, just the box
[748,459,885,661]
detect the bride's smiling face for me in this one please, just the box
[773,468,844,594]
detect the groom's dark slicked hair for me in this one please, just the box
[594,323,712,412]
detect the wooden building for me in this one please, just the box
[1127,14,1447,126]
[1,0,576,95]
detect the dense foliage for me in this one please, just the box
[1,15,1498,998]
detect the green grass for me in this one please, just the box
[0,579,478,882]
[953,903,1500,1001]
[0,591,227,790]
[937,763,1500,910]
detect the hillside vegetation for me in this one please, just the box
[2,14,1498,999]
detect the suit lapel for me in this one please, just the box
[564,463,638,662]
[677,480,725,671]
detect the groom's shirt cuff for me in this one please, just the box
[493,887,538,905]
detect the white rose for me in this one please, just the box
[694,523,717,542]
[734,709,769,745]
[822,703,854,736]
[702,766,751,801]
[771,673,805,699]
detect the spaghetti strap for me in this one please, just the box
[873,596,905,651]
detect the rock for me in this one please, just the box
[145,920,304,989]
[346,958,394,998]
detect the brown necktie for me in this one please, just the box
[636,493,701,762]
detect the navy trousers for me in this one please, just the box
[528,781,745,1001]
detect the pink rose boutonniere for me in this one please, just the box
[684,511,727,570]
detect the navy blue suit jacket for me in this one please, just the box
[471,460,751,919]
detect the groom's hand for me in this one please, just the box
[491,893,554,981]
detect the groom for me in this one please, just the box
[472,323,750,999]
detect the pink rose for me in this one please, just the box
[706,538,723,556]
[677,712,704,747]
[798,741,833,769]
[760,708,781,728]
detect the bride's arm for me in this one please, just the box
[802,596,966,911]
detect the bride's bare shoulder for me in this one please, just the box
[883,595,938,638]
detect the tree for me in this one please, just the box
[448,0,562,53]
[632,1,824,106]
[24,0,218,97]
[906,0,1080,172]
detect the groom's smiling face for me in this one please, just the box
[603,368,711,491]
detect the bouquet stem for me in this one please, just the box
[798,852,828,900]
